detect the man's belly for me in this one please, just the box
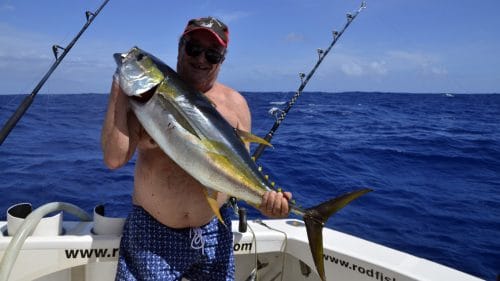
[132,179,229,228]
[132,146,228,228]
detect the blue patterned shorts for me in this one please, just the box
[115,205,235,281]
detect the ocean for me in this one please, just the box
[0,92,499,280]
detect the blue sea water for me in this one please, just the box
[0,92,499,280]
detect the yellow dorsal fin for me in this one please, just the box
[203,188,225,226]
[235,129,273,147]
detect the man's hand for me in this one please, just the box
[259,191,292,218]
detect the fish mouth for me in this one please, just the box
[130,84,158,103]
[113,52,126,66]
[114,46,142,66]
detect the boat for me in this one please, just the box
[0,2,489,280]
[0,202,484,281]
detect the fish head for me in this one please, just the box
[113,46,164,97]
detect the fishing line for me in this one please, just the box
[245,222,259,281]
[0,0,110,145]
[255,219,288,281]
[252,1,367,160]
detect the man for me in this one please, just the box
[101,17,291,280]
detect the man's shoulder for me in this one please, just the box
[214,82,247,103]
[214,82,239,95]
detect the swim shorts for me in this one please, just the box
[115,204,234,281]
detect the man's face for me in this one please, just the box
[177,30,226,92]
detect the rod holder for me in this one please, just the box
[6,203,62,236]
[93,205,125,235]
[238,208,247,233]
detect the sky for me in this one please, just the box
[0,0,499,95]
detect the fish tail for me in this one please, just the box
[303,188,372,281]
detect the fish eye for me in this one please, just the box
[137,53,145,61]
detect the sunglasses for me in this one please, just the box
[183,39,225,64]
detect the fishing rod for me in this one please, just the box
[252,1,367,160]
[0,0,110,145]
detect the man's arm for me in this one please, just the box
[101,78,139,169]
[233,90,292,219]
[259,191,292,218]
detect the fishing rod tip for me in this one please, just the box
[358,1,367,12]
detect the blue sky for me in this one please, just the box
[0,0,499,94]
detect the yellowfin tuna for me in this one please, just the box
[114,46,371,281]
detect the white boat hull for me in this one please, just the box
[0,215,483,281]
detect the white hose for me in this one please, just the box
[0,202,91,281]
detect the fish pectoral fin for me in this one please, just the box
[235,129,273,147]
[203,188,226,226]
[156,91,201,139]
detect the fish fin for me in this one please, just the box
[235,129,273,147]
[175,115,200,139]
[303,188,372,281]
[155,88,201,139]
[203,188,225,226]
[205,150,257,186]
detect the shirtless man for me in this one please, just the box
[101,17,291,281]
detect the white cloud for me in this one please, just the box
[0,23,52,56]
[0,23,54,84]
[327,50,448,79]
[386,50,448,76]
[430,66,448,75]
[0,23,115,94]
[285,32,304,43]
[370,61,388,75]
[214,11,252,23]
[341,61,363,76]
[0,3,14,12]
[387,50,429,64]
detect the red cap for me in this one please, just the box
[182,17,229,47]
